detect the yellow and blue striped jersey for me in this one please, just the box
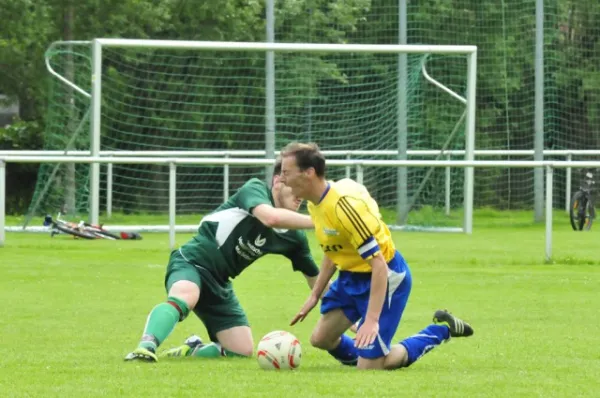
[307,178,396,273]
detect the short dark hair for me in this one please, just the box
[273,156,282,176]
[281,142,326,177]
[270,156,283,187]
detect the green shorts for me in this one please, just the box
[164,250,249,342]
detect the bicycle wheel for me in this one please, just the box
[54,223,97,239]
[584,198,595,231]
[570,191,592,231]
[82,223,121,240]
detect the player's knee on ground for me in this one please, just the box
[309,329,339,350]
[216,326,254,357]
[382,345,409,369]
[230,345,254,357]
[219,341,253,357]
[357,356,386,370]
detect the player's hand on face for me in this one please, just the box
[290,295,318,326]
[354,318,379,349]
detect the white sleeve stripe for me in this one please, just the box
[358,237,378,255]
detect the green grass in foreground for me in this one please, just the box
[1,212,599,397]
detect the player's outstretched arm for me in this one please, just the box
[309,255,336,297]
[304,275,333,295]
[252,204,314,229]
[290,256,336,326]
[303,256,334,294]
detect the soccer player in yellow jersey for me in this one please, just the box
[282,142,473,370]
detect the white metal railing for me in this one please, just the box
[2,156,600,262]
[1,149,598,214]
[3,149,600,156]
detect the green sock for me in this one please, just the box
[138,300,187,350]
[190,343,223,358]
[190,343,249,358]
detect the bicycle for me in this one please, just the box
[43,213,121,240]
[569,169,596,231]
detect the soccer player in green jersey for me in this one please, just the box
[125,159,319,362]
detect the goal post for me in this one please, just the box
[35,39,478,232]
[91,39,477,232]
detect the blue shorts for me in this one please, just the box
[320,251,412,359]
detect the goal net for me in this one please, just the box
[28,40,476,231]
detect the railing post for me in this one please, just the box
[565,153,572,213]
[106,162,113,218]
[0,160,5,247]
[169,162,176,250]
[356,164,364,185]
[545,165,553,263]
[445,153,451,215]
[223,154,230,201]
[346,153,351,179]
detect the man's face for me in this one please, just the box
[280,155,306,198]
[274,178,303,211]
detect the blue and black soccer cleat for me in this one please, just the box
[433,310,474,338]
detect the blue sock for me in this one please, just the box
[399,324,450,366]
[328,334,358,366]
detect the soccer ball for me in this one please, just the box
[256,330,302,370]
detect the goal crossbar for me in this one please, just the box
[96,38,477,54]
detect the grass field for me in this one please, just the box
[1,211,599,397]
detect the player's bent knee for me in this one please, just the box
[168,280,200,310]
[309,330,337,350]
[216,326,254,357]
[309,333,326,349]
[310,310,354,350]
[357,356,386,370]
[383,344,410,369]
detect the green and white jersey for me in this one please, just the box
[179,178,319,282]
